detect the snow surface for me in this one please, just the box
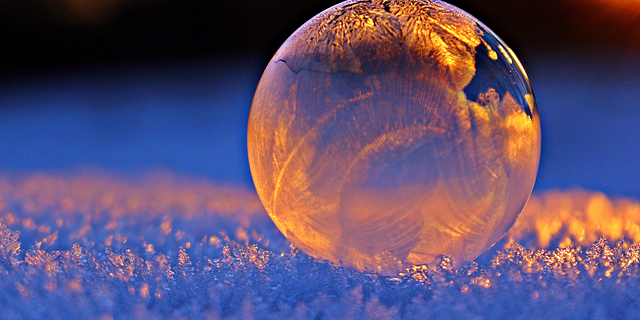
[0,172,639,319]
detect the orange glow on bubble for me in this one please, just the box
[249,0,540,274]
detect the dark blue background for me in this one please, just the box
[1,53,639,198]
[1,0,639,198]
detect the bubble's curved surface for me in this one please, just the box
[248,0,540,274]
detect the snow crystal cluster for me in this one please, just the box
[0,173,639,319]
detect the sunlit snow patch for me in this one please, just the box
[0,172,638,319]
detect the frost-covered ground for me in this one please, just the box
[0,172,639,319]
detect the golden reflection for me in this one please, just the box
[0,172,262,221]
[0,172,639,256]
[508,190,640,248]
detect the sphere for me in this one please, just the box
[248,0,540,274]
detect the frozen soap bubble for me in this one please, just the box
[248,0,540,274]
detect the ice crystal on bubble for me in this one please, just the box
[249,0,540,275]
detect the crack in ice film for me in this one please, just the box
[248,0,540,274]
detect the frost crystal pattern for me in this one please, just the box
[248,0,541,274]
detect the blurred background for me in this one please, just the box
[0,0,639,196]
